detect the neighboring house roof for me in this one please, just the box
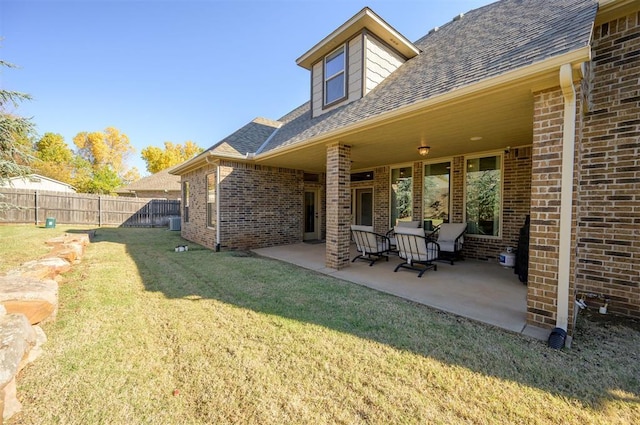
[117,165,181,194]
[0,174,76,192]
[173,0,598,175]
[260,0,597,153]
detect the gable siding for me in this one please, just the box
[311,61,323,118]
[364,34,405,95]
[347,35,363,102]
[311,34,363,118]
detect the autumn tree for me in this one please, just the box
[1,59,35,212]
[72,127,138,194]
[141,141,203,174]
[33,132,74,184]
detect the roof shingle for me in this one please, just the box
[258,0,597,153]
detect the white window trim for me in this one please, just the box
[389,163,415,228]
[422,157,453,226]
[463,151,504,239]
[324,44,347,106]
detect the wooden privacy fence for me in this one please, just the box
[0,189,181,227]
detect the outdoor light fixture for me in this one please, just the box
[417,145,431,156]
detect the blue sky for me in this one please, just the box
[1,0,493,175]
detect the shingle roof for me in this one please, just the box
[207,117,281,158]
[258,0,597,153]
[117,165,181,193]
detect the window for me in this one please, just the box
[390,166,413,226]
[423,161,450,231]
[182,181,190,223]
[465,155,502,236]
[206,173,216,228]
[351,171,374,182]
[324,45,346,105]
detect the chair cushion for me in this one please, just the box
[351,225,374,233]
[394,226,424,236]
[396,220,421,228]
[437,223,467,242]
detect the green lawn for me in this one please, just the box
[3,226,639,424]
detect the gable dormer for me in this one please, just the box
[296,7,419,118]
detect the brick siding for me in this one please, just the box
[528,87,574,329]
[325,143,352,269]
[577,11,640,318]
[181,160,304,251]
[180,164,217,250]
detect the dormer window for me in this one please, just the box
[296,7,418,118]
[324,45,346,105]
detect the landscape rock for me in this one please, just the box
[26,325,47,364]
[45,233,91,248]
[0,276,58,324]
[6,257,71,280]
[0,313,37,421]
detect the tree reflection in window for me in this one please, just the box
[391,166,413,226]
[466,156,501,236]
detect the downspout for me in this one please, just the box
[206,155,221,252]
[556,63,577,333]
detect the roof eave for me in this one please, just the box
[296,7,419,70]
[258,45,592,161]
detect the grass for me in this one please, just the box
[3,226,639,424]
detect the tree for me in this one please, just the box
[73,127,134,174]
[0,59,35,212]
[141,141,203,173]
[72,127,136,194]
[33,132,74,184]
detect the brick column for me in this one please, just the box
[450,156,465,223]
[325,143,351,269]
[528,87,575,330]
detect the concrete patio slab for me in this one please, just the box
[253,242,549,341]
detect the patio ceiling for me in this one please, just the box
[254,65,568,173]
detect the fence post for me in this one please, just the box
[98,196,102,227]
[34,191,39,225]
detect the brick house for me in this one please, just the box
[172,0,640,334]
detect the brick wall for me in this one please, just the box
[180,160,304,251]
[577,10,640,318]
[219,161,304,250]
[450,156,465,224]
[180,164,217,250]
[373,166,390,234]
[527,82,584,331]
[325,143,351,269]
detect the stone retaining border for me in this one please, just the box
[0,231,92,421]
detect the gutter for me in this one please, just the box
[556,63,578,335]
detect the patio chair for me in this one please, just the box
[428,222,467,265]
[393,227,439,277]
[386,220,421,253]
[350,225,391,266]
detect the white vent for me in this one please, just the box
[169,217,181,231]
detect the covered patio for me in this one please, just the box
[254,242,548,341]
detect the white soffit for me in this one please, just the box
[296,7,420,70]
